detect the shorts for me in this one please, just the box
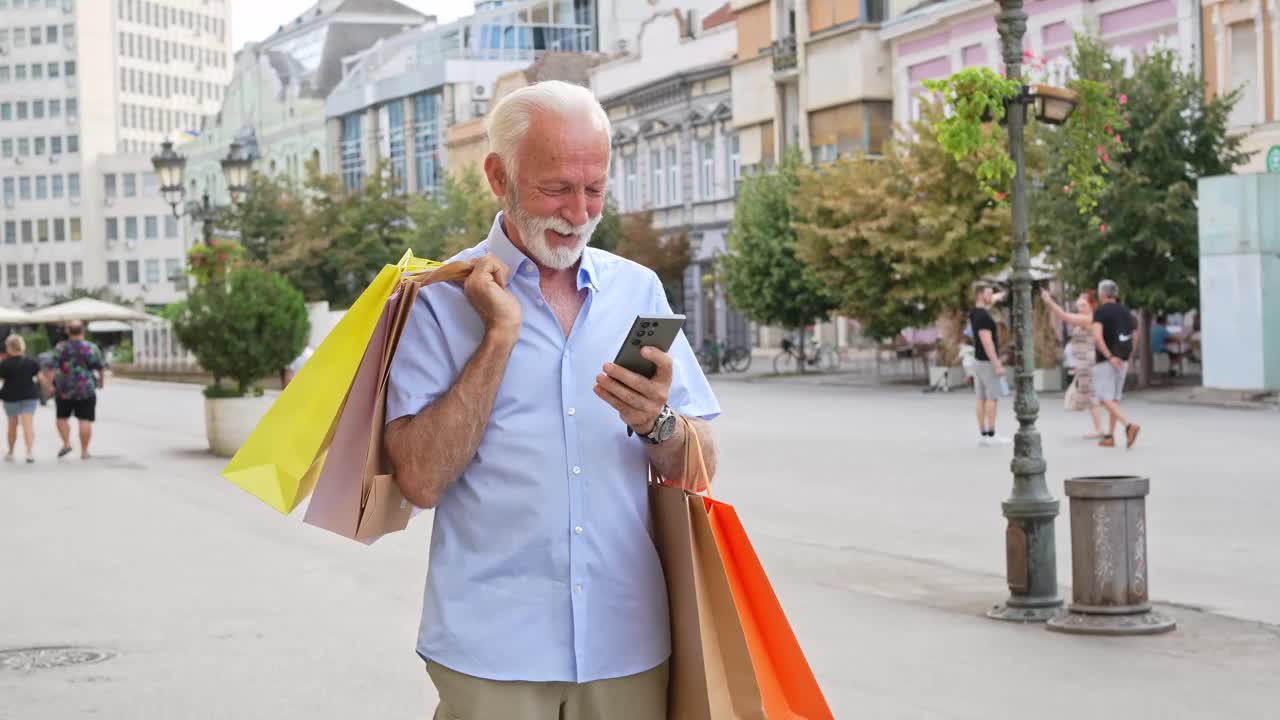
[3,399,37,417]
[55,396,97,422]
[973,360,1001,402]
[1093,361,1128,402]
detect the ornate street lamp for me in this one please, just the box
[151,140,253,247]
[987,0,1076,624]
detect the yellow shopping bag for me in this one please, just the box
[220,251,439,514]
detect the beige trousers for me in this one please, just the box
[427,660,669,720]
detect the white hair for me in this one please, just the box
[484,80,611,185]
[1098,279,1119,299]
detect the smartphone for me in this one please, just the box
[613,314,686,378]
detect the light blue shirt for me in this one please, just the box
[386,214,720,683]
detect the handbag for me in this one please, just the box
[1063,377,1078,411]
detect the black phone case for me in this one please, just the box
[613,314,686,378]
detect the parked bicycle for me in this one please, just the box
[696,339,753,374]
[773,337,838,374]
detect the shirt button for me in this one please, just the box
[572,466,581,475]
[536,298,545,306]
[574,526,584,535]
[524,264,536,274]
[575,584,583,593]
[567,407,576,416]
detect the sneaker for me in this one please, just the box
[57,446,73,459]
[989,435,1013,446]
[1099,435,1116,448]
[1126,424,1141,449]
[978,436,991,447]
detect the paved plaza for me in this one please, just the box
[2,377,1279,719]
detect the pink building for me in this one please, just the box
[880,0,1202,128]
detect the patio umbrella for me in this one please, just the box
[0,305,32,325]
[87,320,135,333]
[27,298,155,324]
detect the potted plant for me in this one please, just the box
[173,251,308,457]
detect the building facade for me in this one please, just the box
[178,0,428,205]
[591,5,747,349]
[1201,0,1279,173]
[0,0,233,308]
[731,0,894,173]
[883,0,1201,129]
[324,0,599,195]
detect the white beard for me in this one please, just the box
[508,201,602,271]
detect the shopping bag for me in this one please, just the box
[220,251,438,514]
[652,420,833,719]
[303,261,473,541]
[1063,377,1079,411]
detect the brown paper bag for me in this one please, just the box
[651,419,766,720]
[303,261,473,542]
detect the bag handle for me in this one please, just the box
[652,415,712,496]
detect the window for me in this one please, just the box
[699,139,715,199]
[386,101,406,193]
[3,222,14,243]
[67,135,78,153]
[39,263,50,287]
[33,100,44,119]
[55,262,66,285]
[650,149,663,207]
[104,174,117,198]
[126,260,140,284]
[413,92,442,193]
[30,26,42,47]
[35,175,47,199]
[51,174,64,198]
[142,173,158,197]
[107,261,120,285]
[106,218,118,241]
[340,114,363,191]
[5,266,15,288]
[69,217,80,242]
[65,61,75,77]
[1229,22,1261,128]
[0,103,8,121]
[2,178,12,206]
[164,258,181,281]
[145,215,157,239]
[0,67,8,84]
[1,140,10,158]
[624,155,638,210]
[19,177,31,201]
[66,98,77,119]
[49,62,59,78]
[71,261,82,287]
[17,138,29,156]
[23,264,34,287]
[143,258,161,284]
[50,136,61,155]
[49,99,60,118]
[14,29,26,48]
[37,219,48,242]
[667,146,680,204]
[53,217,65,241]
[17,102,28,120]
[125,217,138,241]
[46,25,57,44]
[32,63,43,80]
[123,173,136,197]
[21,220,32,243]
[164,215,177,238]
[68,173,78,200]
[34,137,45,155]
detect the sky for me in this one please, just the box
[231,0,479,49]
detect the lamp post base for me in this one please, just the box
[987,602,1062,623]
[1046,610,1177,636]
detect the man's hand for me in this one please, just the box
[993,361,1006,377]
[1110,356,1125,370]
[463,255,521,342]
[594,347,672,436]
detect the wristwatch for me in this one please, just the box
[628,405,678,444]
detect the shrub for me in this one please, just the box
[173,265,309,396]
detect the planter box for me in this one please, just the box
[929,366,967,392]
[204,394,272,458]
[1034,367,1064,392]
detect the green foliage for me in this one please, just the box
[721,150,838,333]
[590,196,625,255]
[218,173,300,264]
[923,68,1022,196]
[112,338,134,365]
[50,286,123,305]
[187,240,245,287]
[613,212,690,309]
[793,101,1017,342]
[172,266,309,396]
[21,330,51,356]
[407,164,501,261]
[1031,41,1252,313]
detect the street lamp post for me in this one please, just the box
[151,140,253,247]
[988,0,1070,623]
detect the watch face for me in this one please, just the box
[655,414,677,442]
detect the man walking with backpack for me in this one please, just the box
[1091,280,1140,448]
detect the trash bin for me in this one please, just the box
[1046,476,1176,635]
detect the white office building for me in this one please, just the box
[0,0,233,309]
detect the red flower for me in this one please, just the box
[1063,185,1072,194]
[994,191,1008,201]
[1099,223,1108,233]
[1118,94,1128,105]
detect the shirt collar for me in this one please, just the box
[485,212,601,293]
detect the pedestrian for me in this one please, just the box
[1,334,42,463]
[51,320,105,460]
[1091,280,1140,448]
[969,282,1010,446]
[1040,288,1106,438]
[382,81,719,720]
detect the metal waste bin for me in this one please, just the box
[1046,476,1176,635]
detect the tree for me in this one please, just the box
[218,173,300,264]
[590,196,625,255]
[794,102,1022,358]
[613,211,690,309]
[720,150,837,366]
[1032,36,1251,383]
[408,164,501,260]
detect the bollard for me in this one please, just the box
[1046,476,1176,635]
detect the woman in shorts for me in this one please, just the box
[0,334,43,463]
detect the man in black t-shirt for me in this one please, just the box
[968,283,1009,446]
[1092,279,1140,448]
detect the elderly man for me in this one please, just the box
[384,81,719,719]
[1091,279,1140,448]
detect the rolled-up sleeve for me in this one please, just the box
[652,275,721,421]
[386,291,458,424]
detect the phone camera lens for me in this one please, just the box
[640,321,650,328]
[631,339,641,346]
[647,331,655,336]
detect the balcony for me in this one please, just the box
[772,35,798,73]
